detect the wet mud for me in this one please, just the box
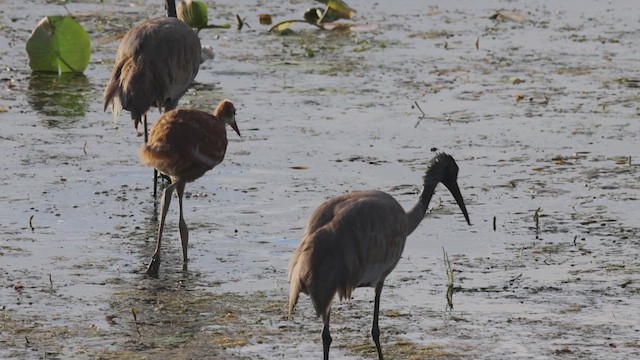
[1,0,639,359]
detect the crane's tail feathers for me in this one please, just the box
[287,281,301,320]
[140,143,181,171]
[288,228,357,322]
[103,67,123,127]
[104,58,158,131]
[108,96,123,123]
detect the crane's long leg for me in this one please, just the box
[322,311,332,360]
[146,181,177,278]
[175,181,189,263]
[153,171,159,198]
[372,282,384,360]
[143,113,149,143]
[143,114,161,199]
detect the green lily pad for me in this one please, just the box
[26,16,91,74]
[178,0,209,31]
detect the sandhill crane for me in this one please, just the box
[288,152,471,360]
[103,0,201,198]
[140,99,240,278]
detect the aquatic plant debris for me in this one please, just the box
[268,0,357,33]
[317,0,357,21]
[488,10,529,23]
[443,247,454,310]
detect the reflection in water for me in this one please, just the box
[27,72,91,128]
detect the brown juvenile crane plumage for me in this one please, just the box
[103,0,201,197]
[140,99,240,278]
[288,152,471,360]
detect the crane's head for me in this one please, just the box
[426,152,471,225]
[214,99,241,137]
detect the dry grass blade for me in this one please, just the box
[413,101,427,128]
[131,308,141,337]
[443,247,454,311]
[534,207,541,239]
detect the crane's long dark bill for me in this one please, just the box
[231,123,241,137]
[445,182,471,225]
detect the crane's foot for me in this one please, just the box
[145,256,161,278]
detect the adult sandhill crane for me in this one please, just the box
[288,152,471,360]
[103,0,201,198]
[140,99,240,278]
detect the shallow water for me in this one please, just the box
[1,0,639,359]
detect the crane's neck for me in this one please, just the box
[166,0,177,18]
[405,177,439,236]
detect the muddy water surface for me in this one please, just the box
[1,0,639,359]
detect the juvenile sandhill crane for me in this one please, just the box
[140,99,240,278]
[288,152,471,360]
[104,0,201,197]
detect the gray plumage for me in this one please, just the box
[103,16,200,134]
[288,152,471,360]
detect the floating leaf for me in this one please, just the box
[299,0,359,25]
[304,7,355,24]
[488,11,528,23]
[268,19,327,33]
[269,20,295,34]
[270,0,357,33]
[303,8,324,23]
[178,0,208,31]
[259,14,273,25]
[26,16,91,74]
[316,0,357,20]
